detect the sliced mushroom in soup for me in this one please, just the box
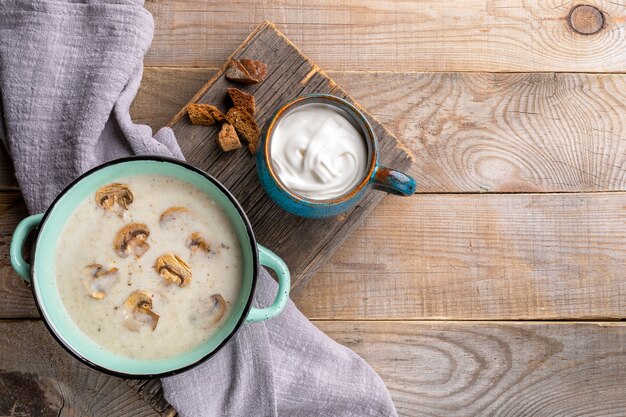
[95,183,134,217]
[55,174,243,359]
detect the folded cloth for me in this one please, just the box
[163,268,397,417]
[0,1,398,416]
[0,0,183,213]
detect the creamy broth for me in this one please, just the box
[55,175,243,359]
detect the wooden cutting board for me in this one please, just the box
[168,21,414,291]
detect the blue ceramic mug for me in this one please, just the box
[257,94,416,218]
[10,156,290,378]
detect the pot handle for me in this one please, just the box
[10,213,44,282]
[246,245,291,323]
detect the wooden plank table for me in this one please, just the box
[2,1,626,415]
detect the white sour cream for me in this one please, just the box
[270,103,368,200]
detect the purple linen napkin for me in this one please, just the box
[0,1,397,416]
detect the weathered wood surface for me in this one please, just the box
[0,320,175,417]
[145,1,626,72]
[294,192,626,320]
[318,321,626,417]
[335,71,626,193]
[4,67,626,319]
[4,319,626,417]
[0,191,37,318]
[5,69,626,193]
[0,5,625,416]
[168,22,413,291]
[132,68,626,193]
[4,190,626,321]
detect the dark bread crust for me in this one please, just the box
[227,88,256,116]
[225,107,260,154]
[187,104,226,126]
[240,59,267,83]
[225,59,267,84]
[225,60,257,84]
[217,123,242,152]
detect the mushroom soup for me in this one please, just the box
[55,175,243,359]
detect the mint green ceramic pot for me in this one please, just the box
[9,156,290,378]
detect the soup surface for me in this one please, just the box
[55,175,243,359]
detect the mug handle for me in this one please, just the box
[246,245,291,323]
[10,213,44,282]
[371,165,417,196]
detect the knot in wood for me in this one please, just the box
[568,5,604,35]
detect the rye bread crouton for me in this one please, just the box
[240,59,267,83]
[225,107,260,154]
[225,60,257,84]
[225,59,267,84]
[227,88,255,116]
[217,123,242,152]
[187,104,225,126]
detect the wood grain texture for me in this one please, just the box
[130,69,626,193]
[3,190,626,321]
[317,321,626,417]
[330,71,626,193]
[1,2,624,416]
[131,67,211,132]
[3,66,626,319]
[293,192,626,320]
[125,379,176,417]
[0,320,176,416]
[6,69,626,193]
[168,22,413,290]
[3,319,625,417]
[0,191,38,318]
[144,1,626,72]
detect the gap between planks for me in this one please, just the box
[3,318,626,324]
[143,66,626,76]
[5,188,626,195]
